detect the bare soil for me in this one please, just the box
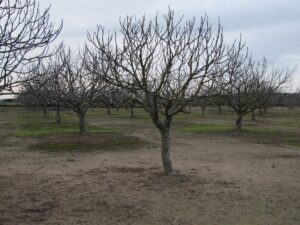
[0,108,299,225]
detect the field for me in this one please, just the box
[0,106,299,225]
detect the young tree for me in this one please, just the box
[58,47,106,134]
[19,50,65,123]
[0,0,62,93]
[210,93,226,114]
[280,92,300,109]
[224,57,293,129]
[195,98,210,117]
[87,10,243,174]
[18,75,51,117]
[42,53,66,124]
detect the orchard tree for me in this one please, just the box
[19,49,65,123]
[210,88,226,114]
[40,50,66,124]
[280,92,300,109]
[224,57,293,129]
[0,0,62,93]
[87,10,244,174]
[18,75,51,116]
[18,81,42,112]
[195,97,210,117]
[58,47,106,134]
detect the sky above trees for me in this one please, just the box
[39,0,300,86]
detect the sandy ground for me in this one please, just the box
[0,108,299,225]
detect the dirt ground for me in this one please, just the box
[0,108,299,225]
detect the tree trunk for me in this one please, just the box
[106,106,111,114]
[43,107,48,117]
[56,105,61,124]
[201,106,205,117]
[160,128,173,175]
[259,107,263,116]
[217,104,222,114]
[78,112,86,135]
[251,110,256,121]
[130,104,134,118]
[263,107,267,114]
[152,115,174,175]
[236,115,243,129]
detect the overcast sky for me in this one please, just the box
[39,0,300,87]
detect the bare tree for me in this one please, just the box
[58,47,106,134]
[195,98,210,117]
[0,0,62,93]
[20,49,65,123]
[86,10,243,174]
[210,92,226,114]
[280,92,300,109]
[251,110,256,121]
[224,57,293,129]
[18,74,51,117]
[42,49,66,124]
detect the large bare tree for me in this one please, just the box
[86,10,243,174]
[0,0,62,93]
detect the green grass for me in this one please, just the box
[16,111,77,124]
[29,134,146,152]
[15,125,117,138]
[239,129,300,148]
[7,107,300,149]
[287,139,300,148]
[179,123,235,133]
[87,108,151,122]
[243,127,278,133]
[179,123,300,148]
[15,111,118,138]
[13,109,147,151]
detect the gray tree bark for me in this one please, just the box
[201,106,205,117]
[251,110,256,121]
[217,104,222,114]
[160,128,173,174]
[263,107,267,114]
[236,115,243,129]
[78,112,86,135]
[106,106,111,114]
[56,105,61,124]
[130,104,134,118]
[43,107,48,117]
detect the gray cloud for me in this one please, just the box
[40,0,300,86]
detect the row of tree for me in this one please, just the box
[18,47,132,133]
[194,90,300,118]
[0,0,295,174]
[15,9,295,174]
